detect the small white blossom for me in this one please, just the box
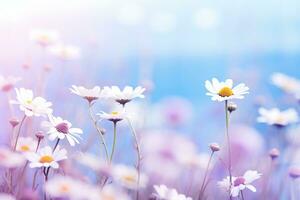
[10,88,52,117]
[205,78,249,102]
[257,107,298,126]
[271,72,300,95]
[26,146,67,169]
[42,115,83,146]
[112,164,148,190]
[16,137,38,153]
[70,85,104,103]
[44,176,93,199]
[97,110,125,123]
[30,29,60,47]
[153,185,192,200]
[0,148,25,168]
[48,44,80,61]
[103,86,145,105]
[218,170,262,197]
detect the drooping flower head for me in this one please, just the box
[26,146,67,169]
[103,86,145,106]
[205,78,249,101]
[10,88,53,117]
[70,85,104,103]
[42,115,83,146]
[153,185,192,200]
[257,107,298,127]
[0,75,21,92]
[218,170,262,197]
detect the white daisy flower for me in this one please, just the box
[97,110,125,123]
[112,164,148,190]
[92,185,131,200]
[153,184,192,200]
[44,175,92,200]
[271,72,300,95]
[10,88,53,117]
[218,170,262,197]
[16,137,38,153]
[0,75,21,92]
[205,78,249,102]
[70,85,104,103]
[0,148,25,168]
[48,44,80,61]
[26,145,67,169]
[42,115,83,146]
[103,86,145,105]
[257,107,298,126]
[30,29,60,47]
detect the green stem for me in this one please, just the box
[88,103,109,162]
[225,100,233,200]
[110,122,117,163]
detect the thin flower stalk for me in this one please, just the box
[126,117,142,200]
[88,103,109,162]
[241,191,245,200]
[110,122,117,163]
[198,151,215,200]
[225,100,233,199]
[13,115,26,151]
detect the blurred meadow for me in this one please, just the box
[0,0,300,200]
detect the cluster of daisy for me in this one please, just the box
[2,62,300,200]
[0,85,153,200]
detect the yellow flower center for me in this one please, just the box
[59,184,70,193]
[26,99,32,104]
[218,87,234,97]
[20,145,30,152]
[39,155,54,163]
[123,175,136,183]
[111,111,119,115]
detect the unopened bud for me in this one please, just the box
[289,167,300,179]
[227,102,237,113]
[35,131,44,140]
[9,118,19,127]
[269,148,280,160]
[209,143,220,152]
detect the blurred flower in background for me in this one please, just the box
[0,0,299,199]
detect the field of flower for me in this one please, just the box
[0,1,300,200]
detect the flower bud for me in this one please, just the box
[227,102,237,113]
[269,148,280,160]
[35,131,44,140]
[9,118,19,127]
[209,143,220,152]
[289,167,300,179]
